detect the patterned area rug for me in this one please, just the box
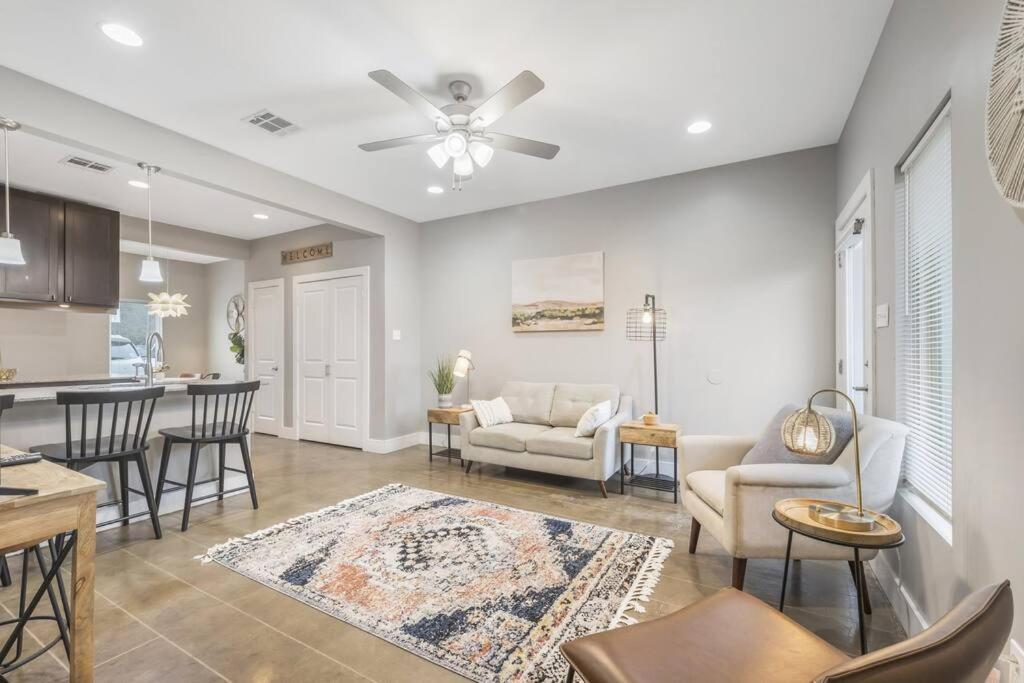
[200,484,673,682]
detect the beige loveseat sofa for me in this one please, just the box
[459,382,633,496]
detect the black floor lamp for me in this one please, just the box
[626,294,667,414]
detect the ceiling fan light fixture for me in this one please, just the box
[427,143,448,169]
[468,141,494,168]
[453,153,474,177]
[443,131,469,158]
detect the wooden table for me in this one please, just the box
[618,421,681,502]
[427,407,473,463]
[0,452,102,681]
[772,498,905,655]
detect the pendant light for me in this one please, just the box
[137,162,163,282]
[147,258,190,318]
[0,118,26,266]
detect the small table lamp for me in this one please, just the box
[781,388,876,532]
[453,349,475,408]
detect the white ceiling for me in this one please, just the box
[5,133,319,239]
[119,240,226,264]
[0,1,892,224]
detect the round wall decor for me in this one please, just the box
[227,294,245,333]
[987,0,1024,206]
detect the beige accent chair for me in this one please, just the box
[682,407,908,590]
[561,581,1013,683]
[460,382,633,496]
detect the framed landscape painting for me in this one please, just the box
[511,251,604,332]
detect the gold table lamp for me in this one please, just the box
[781,389,878,532]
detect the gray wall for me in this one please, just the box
[837,0,1024,640]
[246,224,386,437]
[206,259,246,380]
[420,146,837,436]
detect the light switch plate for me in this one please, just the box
[392,329,401,341]
[875,304,890,329]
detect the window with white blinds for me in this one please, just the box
[896,103,953,519]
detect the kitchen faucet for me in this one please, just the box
[145,331,164,387]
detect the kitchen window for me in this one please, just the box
[110,301,161,377]
[896,100,953,523]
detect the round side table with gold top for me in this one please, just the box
[772,498,905,655]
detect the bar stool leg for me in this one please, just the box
[118,458,130,527]
[155,437,173,511]
[218,442,226,501]
[0,557,10,588]
[237,438,259,510]
[181,442,201,532]
[135,453,162,539]
[33,544,70,658]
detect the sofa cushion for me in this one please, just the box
[471,397,513,428]
[550,384,621,427]
[685,470,726,515]
[526,427,595,460]
[500,382,556,425]
[469,422,552,452]
[741,404,854,467]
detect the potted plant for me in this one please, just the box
[428,356,456,408]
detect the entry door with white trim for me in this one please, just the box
[250,280,284,435]
[835,185,874,416]
[297,275,364,448]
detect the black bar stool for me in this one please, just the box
[30,386,166,539]
[156,380,261,531]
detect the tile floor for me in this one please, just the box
[2,435,905,681]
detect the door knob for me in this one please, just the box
[271,366,278,372]
[852,385,869,392]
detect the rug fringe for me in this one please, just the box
[194,483,408,564]
[611,537,674,628]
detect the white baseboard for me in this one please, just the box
[870,553,929,636]
[364,432,421,454]
[278,426,298,440]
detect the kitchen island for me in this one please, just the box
[0,378,251,528]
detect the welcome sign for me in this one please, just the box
[281,242,333,265]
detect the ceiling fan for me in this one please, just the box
[359,70,560,185]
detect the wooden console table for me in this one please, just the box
[0,452,102,681]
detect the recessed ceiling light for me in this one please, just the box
[427,186,444,195]
[128,180,149,189]
[253,213,269,220]
[100,23,143,47]
[687,120,712,134]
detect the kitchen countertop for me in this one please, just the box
[2,378,196,404]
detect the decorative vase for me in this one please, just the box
[642,412,660,426]
[438,393,453,408]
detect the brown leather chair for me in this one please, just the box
[560,581,1013,683]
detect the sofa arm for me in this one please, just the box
[726,463,851,489]
[459,410,480,435]
[594,396,634,480]
[681,435,757,479]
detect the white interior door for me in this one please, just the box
[835,175,874,416]
[297,274,365,448]
[249,279,283,435]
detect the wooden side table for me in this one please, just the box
[772,498,905,655]
[618,421,680,503]
[427,407,473,463]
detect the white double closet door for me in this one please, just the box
[296,274,365,448]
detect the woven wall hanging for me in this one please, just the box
[987,0,1024,205]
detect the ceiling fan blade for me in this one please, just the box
[471,71,545,127]
[486,133,560,160]
[368,70,449,124]
[358,134,441,152]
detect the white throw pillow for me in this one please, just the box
[575,400,612,437]
[472,397,514,429]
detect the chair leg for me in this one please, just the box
[33,544,70,658]
[850,560,873,615]
[688,518,701,554]
[565,665,575,682]
[732,557,747,590]
[597,480,608,498]
[135,454,162,540]
[155,437,173,511]
[218,442,227,501]
[237,438,259,510]
[118,458,130,527]
[465,460,474,474]
[181,442,201,532]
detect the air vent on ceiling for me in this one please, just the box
[244,109,297,136]
[60,155,115,173]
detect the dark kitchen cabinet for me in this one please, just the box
[0,189,64,303]
[63,201,119,307]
